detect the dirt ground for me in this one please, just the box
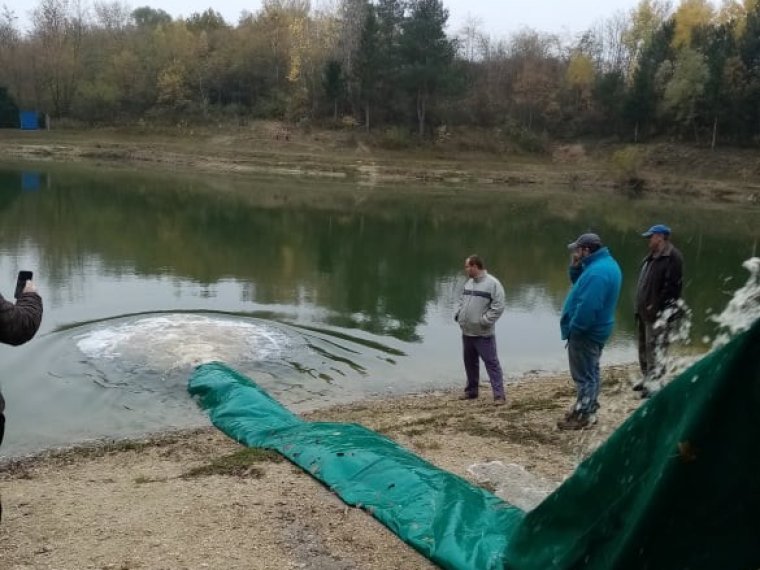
[0,366,642,570]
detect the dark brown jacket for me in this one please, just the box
[635,242,684,322]
[0,291,43,445]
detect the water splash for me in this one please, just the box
[639,298,694,393]
[641,258,760,393]
[75,314,296,373]
[709,257,760,348]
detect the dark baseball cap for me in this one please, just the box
[641,224,671,237]
[567,233,602,250]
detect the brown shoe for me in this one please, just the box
[493,398,507,406]
[557,413,591,430]
[458,394,477,401]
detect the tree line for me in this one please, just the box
[1,0,760,147]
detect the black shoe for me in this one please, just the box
[557,412,591,430]
[458,394,477,401]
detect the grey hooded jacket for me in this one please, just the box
[455,272,506,337]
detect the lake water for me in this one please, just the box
[0,162,757,457]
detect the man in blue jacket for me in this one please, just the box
[558,233,622,430]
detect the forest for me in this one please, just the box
[1,0,760,147]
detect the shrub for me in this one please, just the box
[376,126,413,150]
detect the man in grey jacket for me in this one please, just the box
[454,255,507,404]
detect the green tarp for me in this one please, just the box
[188,362,525,570]
[506,316,760,570]
[189,317,760,570]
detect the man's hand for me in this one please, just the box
[571,250,582,266]
[22,280,37,295]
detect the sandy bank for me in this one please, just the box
[0,366,641,569]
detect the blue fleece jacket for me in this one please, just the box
[560,247,622,345]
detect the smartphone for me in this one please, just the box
[14,271,33,299]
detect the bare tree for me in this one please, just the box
[457,15,484,62]
[93,1,132,33]
[28,0,89,116]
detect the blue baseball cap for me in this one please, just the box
[641,224,671,238]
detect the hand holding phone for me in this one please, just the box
[14,271,33,299]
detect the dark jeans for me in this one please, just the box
[462,335,505,400]
[568,335,603,415]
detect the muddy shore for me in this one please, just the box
[2,128,760,206]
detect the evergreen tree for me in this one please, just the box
[399,0,457,136]
[322,59,345,121]
[353,5,380,130]
[374,0,406,124]
[0,86,18,128]
[739,1,760,140]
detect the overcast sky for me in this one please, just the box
[7,0,650,38]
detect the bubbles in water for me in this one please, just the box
[75,313,296,373]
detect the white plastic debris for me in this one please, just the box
[467,461,557,511]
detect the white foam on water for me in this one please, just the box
[75,314,294,371]
[641,257,760,393]
[710,257,760,347]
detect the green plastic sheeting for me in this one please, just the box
[188,363,525,570]
[189,317,760,570]
[505,317,760,570]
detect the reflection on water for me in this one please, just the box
[0,161,757,456]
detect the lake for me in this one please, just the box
[0,162,757,457]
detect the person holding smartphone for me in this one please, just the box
[0,271,43,522]
[558,233,622,430]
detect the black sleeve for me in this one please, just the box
[662,251,683,308]
[0,292,43,346]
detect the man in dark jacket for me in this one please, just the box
[0,276,43,521]
[634,224,683,397]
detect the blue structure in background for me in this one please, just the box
[21,172,41,192]
[19,111,39,130]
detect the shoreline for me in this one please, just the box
[1,365,643,569]
[2,128,760,206]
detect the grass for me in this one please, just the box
[181,448,284,479]
[412,439,443,451]
[456,417,557,445]
[508,396,565,413]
